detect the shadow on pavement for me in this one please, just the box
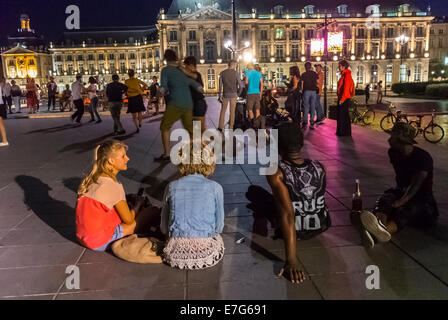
[15,175,76,243]
[26,123,82,134]
[62,177,83,194]
[59,133,113,153]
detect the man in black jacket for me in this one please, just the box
[106,74,127,135]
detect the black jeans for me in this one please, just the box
[109,101,124,132]
[336,99,352,136]
[89,97,101,121]
[47,95,56,110]
[71,99,84,123]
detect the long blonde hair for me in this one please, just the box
[77,140,128,197]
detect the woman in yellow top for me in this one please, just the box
[125,69,148,133]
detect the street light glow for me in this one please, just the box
[351,55,356,60]
[244,41,250,48]
[224,40,232,49]
[243,52,253,62]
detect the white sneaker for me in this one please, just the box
[360,210,391,242]
[361,228,375,248]
[0,142,9,147]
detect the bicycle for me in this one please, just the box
[349,101,375,125]
[380,102,409,132]
[409,110,445,144]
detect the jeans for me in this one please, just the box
[315,94,325,122]
[89,97,101,121]
[71,99,84,123]
[47,95,56,110]
[109,101,124,132]
[12,96,21,112]
[302,90,317,125]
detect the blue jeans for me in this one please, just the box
[94,224,124,251]
[315,94,325,122]
[302,90,317,125]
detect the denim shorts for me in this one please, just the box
[94,224,124,251]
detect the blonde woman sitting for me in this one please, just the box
[161,143,225,269]
[76,140,149,251]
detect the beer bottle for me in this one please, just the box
[352,179,363,213]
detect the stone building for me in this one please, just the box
[429,16,448,78]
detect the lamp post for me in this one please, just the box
[231,0,237,60]
[395,34,409,83]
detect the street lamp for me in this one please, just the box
[395,34,409,82]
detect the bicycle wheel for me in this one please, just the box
[424,124,445,143]
[362,110,375,125]
[380,114,395,132]
[409,121,420,138]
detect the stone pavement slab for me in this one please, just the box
[0,97,447,300]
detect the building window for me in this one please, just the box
[188,44,199,58]
[169,30,178,41]
[414,63,422,81]
[56,56,62,62]
[439,29,444,35]
[207,69,216,89]
[291,44,299,60]
[129,53,136,60]
[275,29,284,40]
[98,54,105,61]
[242,30,249,40]
[386,65,392,83]
[430,28,434,35]
[66,55,73,61]
[120,53,125,60]
[99,63,105,72]
[141,53,146,59]
[88,54,94,61]
[356,66,364,84]
[356,43,365,56]
[77,55,83,61]
[110,64,116,73]
[304,5,314,15]
[387,28,394,38]
[439,38,443,48]
[306,29,314,39]
[357,28,365,38]
[261,30,268,40]
[109,54,115,60]
[205,41,216,61]
[120,62,126,73]
[78,63,84,73]
[223,30,230,39]
[57,65,63,75]
[67,64,73,75]
[372,28,380,38]
[415,41,423,55]
[89,63,94,74]
[189,30,196,40]
[276,45,284,60]
[372,43,380,58]
[130,62,136,71]
[386,42,394,56]
[260,45,269,60]
[291,29,299,40]
[400,64,407,82]
[416,27,424,37]
[371,64,379,83]
[337,4,348,14]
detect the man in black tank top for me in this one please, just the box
[263,122,330,284]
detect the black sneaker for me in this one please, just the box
[89,119,95,123]
[154,154,170,162]
[96,119,102,123]
[360,211,391,243]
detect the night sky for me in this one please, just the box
[0,0,447,45]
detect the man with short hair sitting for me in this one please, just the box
[360,122,439,247]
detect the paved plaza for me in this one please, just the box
[0,97,447,300]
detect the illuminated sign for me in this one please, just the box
[327,31,343,53]
[311,38,324,56]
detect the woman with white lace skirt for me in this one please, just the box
[161,143,225,270]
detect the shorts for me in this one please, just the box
[94,224,124,251]
[246,94,261,113]
[160,106,193,134]
[373,188,438,231]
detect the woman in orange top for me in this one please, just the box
[336,60,355,137]
[26,77,39,114]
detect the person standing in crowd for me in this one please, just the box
[106,74,127,136]
[26,77,39,114]
[87,77,102,123]
[0,78,12,115]
[149,76,160,115]
[376,80,383,104]
[0,85,9,147]
[125,69,148,133]
[314,64,325,124]
[245,62,264,129]
[156,49,203,162]
[36,84,41,112]
[183,56,207,134]
[161,143,224,270]
[10,80,22,113]
[365,83,370,105]
[359,122,438,247]
[285,66,301,124]
[247,122,331,283]
[218,60,243,131]
[71,73,86,123]
[301,62,319,130]
[61,84,72,112]
[46,76,58,112]
[336,60,355,137]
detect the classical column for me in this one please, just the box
[425,22,430,52]
[410,24,416,52]
[251,24,257,58]
[199,26,204,58]
[180,24,187,59]
[270,25,275,57]
[216,25,222,58]
[366,27,371,54]
[301,25,305,55]
[151,48,156,70]
[286,24,291,58]
[351,24,356,54]
[381,24,386,53]
[161,26,168,56]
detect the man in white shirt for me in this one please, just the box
[70,74,86,123]
[0,78,12,115]
[0,85,9,147]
